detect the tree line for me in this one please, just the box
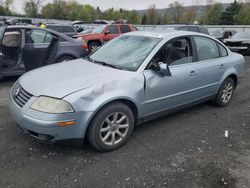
[0,0,250,25]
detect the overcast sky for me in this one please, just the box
[12,0,235,14]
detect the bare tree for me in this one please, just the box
[147,4,157,24]
[24,0,44,17]
[169,1,184,24]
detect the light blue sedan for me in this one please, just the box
[9,31,245,151]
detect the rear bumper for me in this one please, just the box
[9,90,93,142]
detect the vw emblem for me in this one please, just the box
[14,88,20,98]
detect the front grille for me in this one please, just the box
[12,83,33,108]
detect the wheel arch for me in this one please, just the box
[227,74,238,87]
[88,40,102,46]
[84,98,139,138]
[56,54,77,63]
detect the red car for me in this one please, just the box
[80,24,137,52]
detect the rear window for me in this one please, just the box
[119,25,131,33]
[47,25,62,32]
[62,26,75,33]
[180,26,199,32]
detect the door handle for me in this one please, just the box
[220,64,225,69]
[189,71,197,76]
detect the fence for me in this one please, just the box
[1,15,250,33]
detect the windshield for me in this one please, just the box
[89,35,162,71]
[92,25,106,33]
[210,30,222,37]
[232,32,250,39]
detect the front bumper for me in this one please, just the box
[9,90,93,143]
[227,46,249,54]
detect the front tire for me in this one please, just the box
[214,77,235,107]
[87,102,135,152]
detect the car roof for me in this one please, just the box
[126,30,209,39]
[46,24,73,27]
[5,25,75,42]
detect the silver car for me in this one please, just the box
[9,31,245,151]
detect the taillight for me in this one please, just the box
[81,44,88,50]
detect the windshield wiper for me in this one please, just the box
[84,56,94,62]
[93,60,122,70]
[85,56,122,70]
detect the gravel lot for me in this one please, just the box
[0,57,250,188]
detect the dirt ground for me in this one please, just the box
[0,57,250,188]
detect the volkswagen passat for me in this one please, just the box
[9,31,245,151]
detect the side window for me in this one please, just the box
[26,29,51,44]
[149,37,193,67]
[189,27,199,32]
[120,25,131,33]
[107,25,119,34]
[218,43,228,57]
[194,36,219,61]
[44,33,53,43]
[2,30,21,47]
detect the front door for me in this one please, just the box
[103,25,120,41]
[143,36,199,116]
[22,29,54,71]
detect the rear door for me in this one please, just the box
[191,36,225,97]
[22,28,54,71]
[0,26,7,73]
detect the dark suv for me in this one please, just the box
[154,25,209,35]
[46,24,77,37]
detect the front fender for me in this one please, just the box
[64,74,145,117]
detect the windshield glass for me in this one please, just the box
[232,32,250,39]
[210,30,222,37]
[89,35,162,71]
[92,25,106,33]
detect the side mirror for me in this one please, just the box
[104,30,110,35]
[159,62,171,76]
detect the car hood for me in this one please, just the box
[19,59,129,99]
[224,38,250,43]
[82,33,102,40]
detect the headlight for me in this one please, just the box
[30,96,74,114]
[242,40,250,44]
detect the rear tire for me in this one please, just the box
[214,77,235,107]
[87,102,134,152]
[89,42,101,52]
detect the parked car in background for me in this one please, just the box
[93,20,114,24]
[10,30,244,151]
[223,32,250,55]
[46,24,77,37]
[80,24,137,52]
[211,30,237,42]
[154,24,209,35]
[0,25,88,78]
